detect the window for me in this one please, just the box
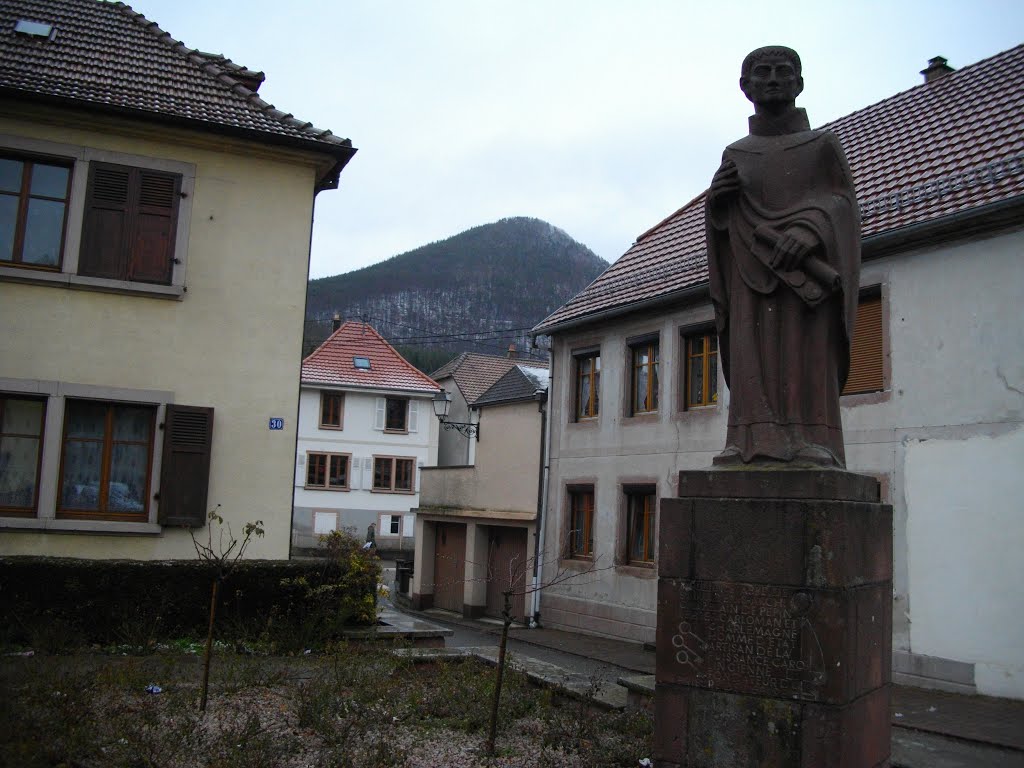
[843,294,884,395]
[384,397,408,432]
[58,400,155,521]
[685,331,718,408]
[388,515,401,535]
[353,357,371,370]
[79,162,181,284]
[313,511,338,535]
[625,487,656,564]
[305,452,350,490]
[630,338,659,414]
[0,138,194,298]
[575,351,600,420]
[0,153,72,269]
[373,456,415,493]
[568,487,594,558]
[0,395,46,516]
[0,384,212,529]
[319,391,344,429]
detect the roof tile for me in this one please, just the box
[430,353,549,405]
[0,0,354,171]
[535,44,1024,333]
[302,322,440,394]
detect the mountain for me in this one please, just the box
[304,217,609,368]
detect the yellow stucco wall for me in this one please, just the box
[0,110,326,559]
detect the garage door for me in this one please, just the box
[433,522,466,614]
[485,526,528,623]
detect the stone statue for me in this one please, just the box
[706,46,861,467]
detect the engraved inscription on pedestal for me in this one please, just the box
[667,581,828,700]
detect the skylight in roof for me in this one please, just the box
[14,20,56,40]
[353,357,371,370]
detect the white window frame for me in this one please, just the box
[0,133,195,300]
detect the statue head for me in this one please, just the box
[740,46,804,112]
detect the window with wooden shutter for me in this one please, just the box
[79,162,180,285]
[843,294,884,396]
[158,404,213,527]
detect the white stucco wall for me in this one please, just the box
[904,428,1024,698]
[293,386,437,545]
[0,109,328,559]
[540,225,1024,693]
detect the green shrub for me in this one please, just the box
[0,532,380,650]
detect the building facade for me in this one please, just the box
[413,364,548,622]
[0,0,354,559]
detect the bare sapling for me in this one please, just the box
[189,505,264,712]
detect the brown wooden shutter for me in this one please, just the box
[158,404,214,527]
[843,295,884,395]
[79,163,179,284]
[79,163,130,279]
[130,170,179,284]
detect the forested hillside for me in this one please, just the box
[304,217,609,368]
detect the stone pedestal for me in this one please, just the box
[654,469,892,768]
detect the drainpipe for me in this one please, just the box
[289,189,320,560]
[530,347,554,626]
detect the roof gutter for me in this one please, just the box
[531,194,1024,340]
[531,282,709,340]
[860,194,1024,260]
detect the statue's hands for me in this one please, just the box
[708,159,739,204]
[770,225,817,272]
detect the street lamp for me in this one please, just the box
[431,389,480,440]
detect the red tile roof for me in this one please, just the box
[303,322,441,394]
[0,0,355,188]
[430,353,549,405]
[535,44,1024,334]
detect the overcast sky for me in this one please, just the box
[129,1,1023,279]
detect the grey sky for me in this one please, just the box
[128,1,1023,279]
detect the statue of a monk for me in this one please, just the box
[706,46,861,467]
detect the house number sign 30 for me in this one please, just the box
[268,418,284,430]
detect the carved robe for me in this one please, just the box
[706,108,861,466]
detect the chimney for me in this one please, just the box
[332,313,341,332]
[921,56,954,84]
[507,343,517,359]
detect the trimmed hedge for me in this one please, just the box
[0,550,379,651]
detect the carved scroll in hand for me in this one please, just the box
[751,224,840,307]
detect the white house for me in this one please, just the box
[531,47,1024,699]
[293,321,440,564]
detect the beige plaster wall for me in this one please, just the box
[0,111,325,559]
[420,399,542,514]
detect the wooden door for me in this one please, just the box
[433,522,466,614]
[485,526,528,622]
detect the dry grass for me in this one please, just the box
[0,645,651,767]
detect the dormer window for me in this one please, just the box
[14,20,56,40]
[353,357,370,370]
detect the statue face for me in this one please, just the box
[740,54,804,107]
